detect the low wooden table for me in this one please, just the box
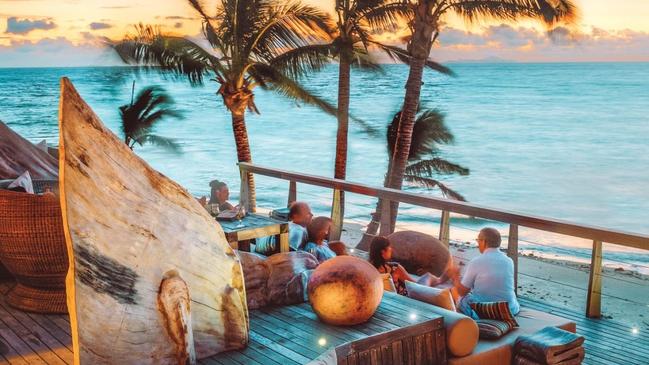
[218,213,289,253]
[203,292,447,365]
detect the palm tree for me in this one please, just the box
[113,0,335,210]
[325,0,454,226]
[384,0,578,229]
[120,84,183,152]
[359,108,468,248]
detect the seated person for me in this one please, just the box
[209,180,235,211]
[328,241,348,256]
[449,227,520,317]
[254,201,312,255]
[300,216,336,263]
[369,236,440,296]
[288,201,312,251]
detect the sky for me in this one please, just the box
[1,0,649,67]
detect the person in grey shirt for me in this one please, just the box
[450,227,520,317]
[254,201,312,255]
[287,201,312,250]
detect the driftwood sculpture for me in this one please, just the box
[58,78,248,364]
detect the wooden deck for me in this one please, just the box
[1,280,647,364]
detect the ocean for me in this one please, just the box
[1,63,648,271]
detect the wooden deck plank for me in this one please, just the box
[0,300,72,364]
[0,318,48,365]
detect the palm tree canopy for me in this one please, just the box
[328,0,454,75]
[120,86,183,152]
[114,0,339,116]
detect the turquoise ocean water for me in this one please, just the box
[1,64,648,269]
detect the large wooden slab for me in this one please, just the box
[58,78,248,364]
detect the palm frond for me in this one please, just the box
[355,1,412,33]
[372,42,455,76]
[404,175,466,201]
[448,0,578,27]
[248,1,333,63]
[248,62,338,116]
[113,25,220,85]
[387,108,454,159]
[269,44,334,80]
[134,134,182,153]
[406,158,470,176]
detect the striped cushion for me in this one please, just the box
[476,319,512,340]
[470,301,519,328]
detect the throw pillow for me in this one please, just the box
[470,301,519,328]
[7,170,34,194]
[405,281,456,312]
[476,319,513,340]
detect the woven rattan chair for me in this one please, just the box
[0,188,68,313]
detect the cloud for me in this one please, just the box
[5,17,56,34]
[428,24,649,62]
[0,37,122,67]
[164,16,197,20]
[89,22,113,30]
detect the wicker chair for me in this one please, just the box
[0,188,68,313]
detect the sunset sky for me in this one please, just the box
[1,0,649,67]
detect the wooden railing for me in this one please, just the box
[238,162,649,318]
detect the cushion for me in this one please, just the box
[470,301,519,328]
[448,309,576,365]
[381,273,396,292]
[7,170,34,194]
[0,121,58,179]
[35,140,48,152]
[405,281,456,312]
[420,301,479,357]
[476,319,512,340]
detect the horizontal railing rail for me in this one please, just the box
[238,162,649,318]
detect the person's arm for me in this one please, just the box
[395,264,417,283]
[452,262,475,297]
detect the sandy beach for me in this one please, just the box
[339,220,649,332]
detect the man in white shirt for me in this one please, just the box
[450,227,520,317]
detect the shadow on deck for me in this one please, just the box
[0,281,647,365]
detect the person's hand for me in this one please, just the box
[197,196,207,206]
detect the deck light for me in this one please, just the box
[631,327,639,335]
[349,248,355,253]
[409,313,418,321]
[318,338,327,346]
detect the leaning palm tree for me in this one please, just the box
[359,108,468,248]
[384,0,578,230]
[120,85,183,152]
[324,0,453,227]
[113,0,335,210]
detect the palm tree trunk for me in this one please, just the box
[333,53,352,225]
[231,110,256,212]
[384,0,437,232]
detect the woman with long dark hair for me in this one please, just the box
[369,236,439,295]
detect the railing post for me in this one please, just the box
[330,189,343,241]
[439,210,450,248]
[239,167,251,212]
[287,181,297,208]
[379,199,392,237]
[507,224,519,295]
[586,240,603,318]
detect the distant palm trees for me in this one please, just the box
[120,85,183,152]
[383,0,578,232]
[113,0,334,210]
